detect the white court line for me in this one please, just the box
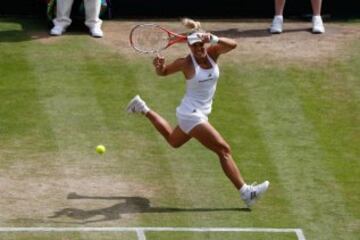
[0,227,306,240]
[295,229,306,240]
[135,228,146,240]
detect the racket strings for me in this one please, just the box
[131,26,169,53]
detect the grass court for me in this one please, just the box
[0,18,359,239]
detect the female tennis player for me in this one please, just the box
[127,26,269,207]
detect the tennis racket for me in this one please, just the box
[129,24,188,54]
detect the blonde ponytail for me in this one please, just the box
[181,18,202,31]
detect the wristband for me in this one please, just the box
[210,34,219,44]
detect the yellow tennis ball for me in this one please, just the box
[96,145,106,154]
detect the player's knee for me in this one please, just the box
[168,138,183,149]
[217,142,232,158]
[169,142,182,148]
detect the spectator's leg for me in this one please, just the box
[52,0,74,29]
[269,0,286,33]
[311,0,325,33]
[274,0,286,16]
[311,0,322,16]
[84,0,103,37]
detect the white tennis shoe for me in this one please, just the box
[89,26,104,38]
[126,95,150,114]
[312,16,325,34]
[50,25,66,36]
[269,16,283,34]
[240,181,270,208]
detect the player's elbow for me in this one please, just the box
[229,40,237,49]
[155,68,168,76]
[156,70,168,76]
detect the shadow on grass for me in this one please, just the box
[210,28,271,38]
[0,17,92,43]
[208,27,313,38]
[281,27,313,34]
[48,192,250,224]
[0,18,50,42]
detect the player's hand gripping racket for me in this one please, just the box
[129,24,189,54]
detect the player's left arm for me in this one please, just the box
[153,55,186,76]
[204,34,237,60]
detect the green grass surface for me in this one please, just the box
[0,18,359,240]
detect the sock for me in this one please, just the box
[142,104,150,114]
[312,15,322,21]
[239,183,248,194]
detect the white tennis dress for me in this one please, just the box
[176,53,220,133]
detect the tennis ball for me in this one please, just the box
[96,145,106,154]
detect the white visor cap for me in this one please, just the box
[187,32,203,45]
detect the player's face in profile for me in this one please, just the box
[190,42,206,58]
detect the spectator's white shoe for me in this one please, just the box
[89,26,104,38]
[50,25,66,36]
[312,16,325,34]
[269,16,283,34]
[240,181,270,208]
[126,95,150,114]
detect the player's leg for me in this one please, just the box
[189,122,245,190]
[84,0,104,37]
[127,95,191,148]
[270,0,286,33]
[311,0,325,33]
[146,111,191,148]
[50,0,75,35]
[190,122,269,207]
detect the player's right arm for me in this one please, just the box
[153,55,186,76]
